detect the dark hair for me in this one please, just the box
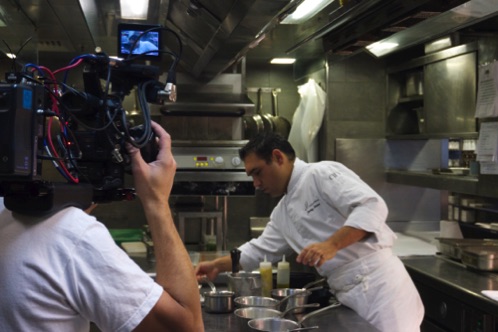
[239,132,296,163]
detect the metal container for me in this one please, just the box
[204,290,235,313]
[461,246,498,271]
[228,272,262,297]
[437,238,498,260]
[270,286,323,314]
[271,278,327,313]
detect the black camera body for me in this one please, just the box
[0,60,161,215]
[0,84,45,179]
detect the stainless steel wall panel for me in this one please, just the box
[336,138,441,222]
[424,52,477,134]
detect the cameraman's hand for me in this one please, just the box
[126,121,176,203]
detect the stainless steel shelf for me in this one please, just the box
[386,170,478,194]
[386,132,478,140]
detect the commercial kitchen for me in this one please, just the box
[2,0,498,331]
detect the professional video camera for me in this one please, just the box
[0,23,181,215]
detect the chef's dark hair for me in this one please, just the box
[239,132,296,163]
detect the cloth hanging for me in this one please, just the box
[288,78,326,162]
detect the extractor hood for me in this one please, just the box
[287,0,497,58]
[0,0,298,83]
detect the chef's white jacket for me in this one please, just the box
[239,158,424,332]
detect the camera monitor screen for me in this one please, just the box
[118,23,161,59]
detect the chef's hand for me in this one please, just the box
[297,241,338,268]
[195,261,221,282]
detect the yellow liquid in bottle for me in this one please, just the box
[260,262,273,297]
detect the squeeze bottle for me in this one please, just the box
[276,254,290,288]
[259,255,273,297]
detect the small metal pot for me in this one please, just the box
[235,289,319,310]
[271,282,325,313]
[204,290,235,313]
[227,272,262,297]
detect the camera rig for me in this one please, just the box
[0,26,179,215]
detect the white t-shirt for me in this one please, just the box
[0,199,163,332]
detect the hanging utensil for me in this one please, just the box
[270,89,291,138]
[243,89,265,139]
[257,88,274,133]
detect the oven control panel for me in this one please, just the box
[172,146,246,171]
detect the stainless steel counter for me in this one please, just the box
[127,254,378,331]
[402,255,498,331]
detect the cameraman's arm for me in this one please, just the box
[127,122,203,332]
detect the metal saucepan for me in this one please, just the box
[247,302,342,331]
[204,290,235,313]
[270,89,291,139]
[200,277,236,314]
[227,272,262,298]
[235,287,322,310]
[257,88,274,134]
[271,278,326,313]
[234,304,319,332]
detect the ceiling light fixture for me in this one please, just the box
[270,58,296,64]
[281,0,335,24]
[120,0,149,20]
[366,41,399,54]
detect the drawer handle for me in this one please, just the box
[439,302,447,318]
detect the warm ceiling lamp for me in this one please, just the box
[281,0,335,24]
[120,0,149,20]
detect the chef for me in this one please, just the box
[195,131,424,332]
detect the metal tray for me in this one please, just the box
[460,246,498,271]
[436,238,498,260]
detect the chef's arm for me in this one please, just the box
[195,255,239,281]
[297,226,370,268]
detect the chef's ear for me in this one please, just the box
[272,149,285,165]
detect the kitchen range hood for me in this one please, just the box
[0,0,298,82]
[287,0,496,58]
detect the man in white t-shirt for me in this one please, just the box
[0,122,203,332]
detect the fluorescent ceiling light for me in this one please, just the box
[120,0,149,20]
[5,53,15,59]
[366,42,399,53]
[270,58,296,64]
[281,0,335,24]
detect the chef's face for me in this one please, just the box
[243,150,287,197]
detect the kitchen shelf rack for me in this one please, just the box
[386,132,478,140]
[386,170,478,195]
